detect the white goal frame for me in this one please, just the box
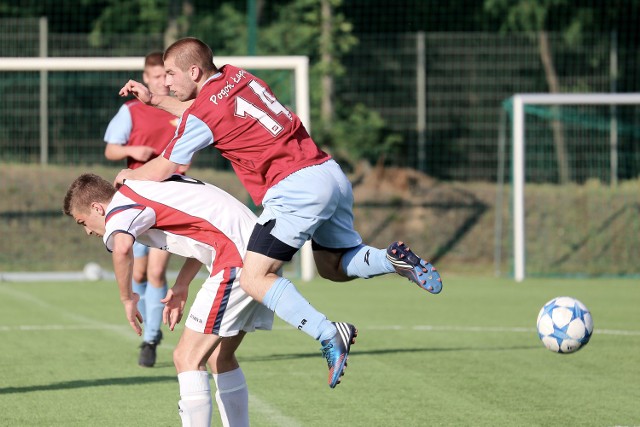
[0,56,315,281]
[509,93,640,282]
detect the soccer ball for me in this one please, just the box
[536,296,593,354]
[83,262,103,281]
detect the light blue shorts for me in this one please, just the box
[258,159,362,250]
[132,241,150,258]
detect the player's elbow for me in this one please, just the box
[112,244,133,259]
[111,234,135,258]
[104,145,123,161]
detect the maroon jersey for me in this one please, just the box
[105,100,179,170]
[162,65,330,205]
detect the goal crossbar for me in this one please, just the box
[510,93,640,282]
[0,56,310,129]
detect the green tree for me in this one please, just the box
[88,0,169,46]
[484,0,573,183]
[0,0,105,32]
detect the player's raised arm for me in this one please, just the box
[119,79,151,103]
[119,79,191,117]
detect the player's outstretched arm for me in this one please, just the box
[114,156,180,186]
[162,257,202,331]
[119,79,192,117]
[111,232,143,335]
[148,95,193,117]
[119,79,151,104]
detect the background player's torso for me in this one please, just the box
[126,100,178,169]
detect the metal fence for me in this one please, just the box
[2,18,637,182]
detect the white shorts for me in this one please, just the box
[259,159,363,250]
[184,266,273,337]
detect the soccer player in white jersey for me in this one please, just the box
[63,173,279,427]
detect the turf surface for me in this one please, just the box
[1,275,638,426]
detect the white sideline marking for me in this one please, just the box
[249,395,303,427]
[0,283,138,341]
[0,324,126,332]
[2,323,638,337]
[380,325,640,336]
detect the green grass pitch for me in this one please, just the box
[1,275,639,426]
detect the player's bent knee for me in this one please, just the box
[238,274,256,297]
[173,345,203,372]
[312,242,350,281]
[147,270,167,286]
[316,266,350,282]
[132,271,147,284]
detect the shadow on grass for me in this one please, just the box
[0,375,176,395]
[241,345,539,362]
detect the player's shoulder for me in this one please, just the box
[128,100,175,118]
[123,99,142,109]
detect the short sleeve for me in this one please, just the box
[103,201,157,252]
[104,104,133,145]
[162,114,214,165]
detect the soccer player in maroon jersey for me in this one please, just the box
[64,173,275,426]
[103,52,180,367]
[115,37,443,388]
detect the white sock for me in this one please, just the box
[212,368,249,427]
[177,370,212,427]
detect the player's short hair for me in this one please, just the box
[144,51,164,68]
[164,37,217,73]
[63,173,116,216]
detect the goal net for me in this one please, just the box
[496,93,640,281]
[0,55,314,280]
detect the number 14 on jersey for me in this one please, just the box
[234,80,293,137]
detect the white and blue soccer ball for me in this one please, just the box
[536,296,593,354]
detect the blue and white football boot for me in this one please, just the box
[320,322,358,388]
[386,241,442,294]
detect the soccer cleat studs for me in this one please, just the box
[386,241,443,294]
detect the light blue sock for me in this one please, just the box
[262,277,336,342]
[132,280,147,321]
[144,283,167,343]
[341,244,395,279]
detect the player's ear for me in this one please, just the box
[91,202,105,216]
[190,65,200,81]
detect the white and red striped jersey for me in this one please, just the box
[103,175,256,276]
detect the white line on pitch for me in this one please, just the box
[3,323,638,337]
[249,395,303,427]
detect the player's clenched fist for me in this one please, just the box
[119,79,151,104]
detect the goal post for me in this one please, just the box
[0,55,315,281]
[503,93,640,282]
